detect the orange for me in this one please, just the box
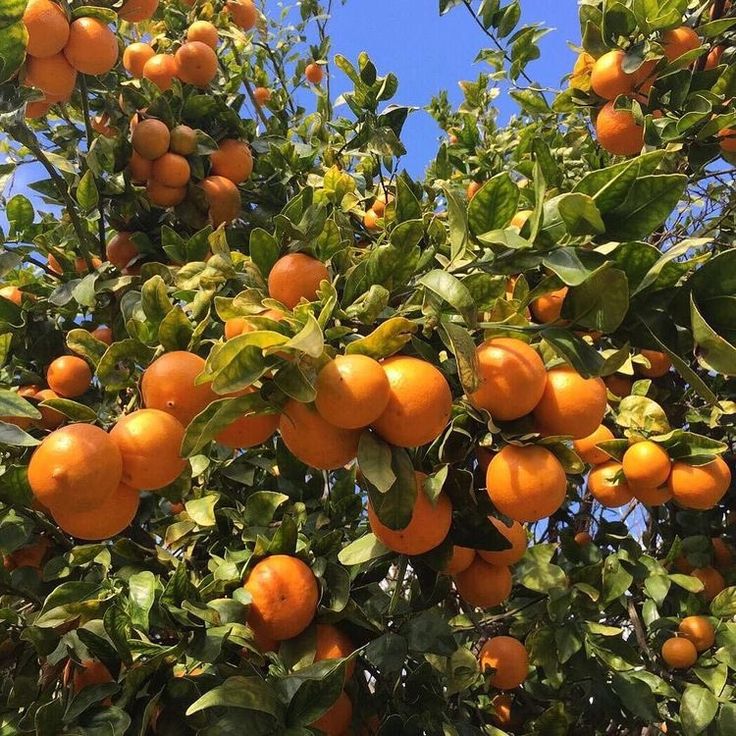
[24,53,77,99]
[587,461,634,508]
[169,124,197,155]
[314,354,391,429]
[367,472,452,555]
[210,139,253,183]
[90,113,115,138]
[719,128,736,153]
[487,444,567,522]
[595,102,644,157]
[68,659,113,693]
[604,373,632,398]
[530,287,568,323]
[454,558,512,608]
[622,440,671,491]
[532,365,607,439]
[175,41,218,87]
[590,49,654,100]
[28,424,122,511]
[314,624,356,679]
[132,118,170,160]
[129,151,152,183]
[279,399,360,470]
[363,209,380,231]
[691,567,725,601]
[47,254,101,274]
[90,325,113,344]
[200,175,241,225]
[0,286,22,305]
[253,86,271,106]
[267,253,329,309]
[678,616,715,652]
[310,691,352,736]
[215,388,279,449]
[23,0,70,58]
[467,181,482,200]
[224,309,284,338]
[142,53,178,90]
[511,210,532,229]
[662,26,700,62]
[227,0,258,30]
[35,388,66,429]
[468,337,547,421]
[478,636,529,689]
[2,537,50,571]
[661,637,697,669]
[141,351,216,427]
[444,546,476,575]
[490,693,516,729]
[371,356,452,448]
[712,537,733,569]
[667,457,731,510]
[118,0,158,22]
[637,349,671,378]
[569,51,594,91]
[244,555,318,640]
[705,46,723,70]
[573,425,614,465]
[305,62,323,84]
[633,484,672,507]
[47,355,92,398]
[187,21,219,49]
[574,530,592,545]
[26,100,52,118]
[478,517,527,566]
[151,153,191,188]
[147,179,186,207]
[109,408,187,490]
[106,231,139,271]
[51,482,139,540]
[63,18,119,75]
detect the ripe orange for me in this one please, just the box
[253,86,271,106]
[142,53,178,90]
[224,308,284,339]
[106,231,139,271]
[267,253,329,309]
[47,254,101,274]
[90,325,112,344]
[667,457,731,510]
[478,636,529,689]
[51,482,139,540]
[444,546,476,575]
[175,41,218,87]
[719,128,736,152]
[25,100,52,118]
[587,461,634,508]
[187,21,219,49]
[305,62,324,84]
[468,337,547,421]
[712,537,733,569]
[147,179,186,207]
[122,42,155,77]
[454,558,512,608]
[244,555,318,640]
[622,440,671,491]
[169,124,197,155]
[371,356,452,448]
[367,472,452,555]
[0,286,22,305]
[151,153,191,188]
[215,388,279,449]
[279,399,360,470]
[68,659,114,693]
[467,181,482,200]
[129,151,152,183]
[23,0,70,58]
[200,175,241,225]
[705,46,723,70]
[573,424,614,465]
[210,139,253,184]
[595,102,644,157]
[314,354,391,429]
[28,424,122,511]
[109,408,187,490]
[47,355,92,398]
[532,365,607,439]
[63,18,119,75]
[632,484,672,507]
[141,351,216,427]
[24,53,77,99]
[661,637,697,669]
[678,616,715,653]
[118,0,158,22]
[132,118,170,160]
[490,693,516,729]
[530,286,568,323]
[574,530,592,545]
[310,691,352,736]
[691,567,725,601]
[363,209,380,231]
[227,0,258,30]
[590,49,654,100]
[478,517,527,566]
[314,624,356,679]
[487,444,567,522]
[637,349,671,378]
[662,26,700,62]
[604,373,632,398]
[35,388,66,429]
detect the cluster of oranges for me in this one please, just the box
[661,615,717,670]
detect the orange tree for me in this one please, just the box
[0,0,736,733]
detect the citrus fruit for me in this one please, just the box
[622,440,671,491]
[678,616,715,652]
[23,0,70,58]
[691,567,725,601]
[35,388,66,429]
[210,139,253,183]
[142,53,178,90]
[129,151,152,183]
[151,153,191,187]
[132,118,170,160]
[310,691,352,736]
[604,373,632,398]
[467,181,481,199]
[667,457,731,510]
[454,557,512,608]
[227,0,258,30]
[254,86,271,106]
[661,26,700,62]
[175,41,218,87]
[661,637,697,668]
[24,53,77,99]
[169,124,197,155]
[478,517,527,566]
[587,461,634,508]
[63,18,119,75]
[118,0,158,22]
[122,42,155,77]
[2,537,50,571]
[444,546,476,575]
[147,180,186,207]
[478,636,529,689]
[530,286,567,323]
[712,537,733,569]
[68,659,114,693]
[106,231,139,271]
[636,349,671,378]
[574,530,593,545]
[314,624,356,678]
[573,425,614,465]
[632,484,672,507]
[305,62,323,84]
[267,253,329,309]
[591,49,641,100]
[595,102,644,156]
[187,21,218,48]
[46,355,92,398]
[0,286,22,305]
[200,175,241,225]
[215,388,279,449]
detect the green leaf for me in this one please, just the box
[691,295,736,376]
[467,173,519,237]
[66,328,108,367]
[281,314,323,358]
[141,275,173,327]
[419,269,477,328]
[249,228,279,279]
[345,317,417,359]
[70,6,118,22]
[543,248,607,286]
[206,332,285,394]
[562,266,629,333]
[186,676,282,718]
[368,447,417,530]
[77,171,99,212]
[616,395,671,434]
[0,421,39,446]
[96,340,155,391]
[395,172,422,223]
[357,432,395,493]
[337,533,390,565]
[439,320,479,393]
[243,492,289,526]
[681,685,718,736]
[128,571,156,630]
[515,544,567,593]
[541,193,605,239]
[444,186,469,262]
[542,327,605,377]
[7,194,34,230]
[39,397,96,422]
[159,306,194,351]
[0,21,27,84]
[0,390,40,420]
[711,586,736,617]
[185,495,219,526]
